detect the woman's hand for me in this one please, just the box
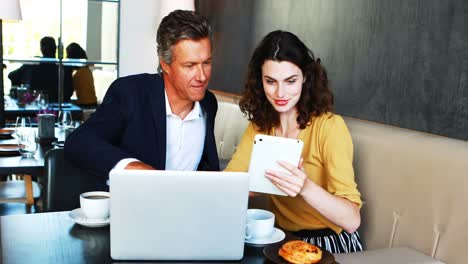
[265,158,361,233]
[265,158,309,197]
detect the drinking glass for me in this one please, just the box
[15,116,31,138]
[57,110,73,130]
[18,130,38,158]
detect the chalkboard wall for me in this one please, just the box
[197,0,468,141]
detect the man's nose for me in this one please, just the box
[196,65,207,82]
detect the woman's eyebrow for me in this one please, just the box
[284,75,299,80]
[263,74,298,80]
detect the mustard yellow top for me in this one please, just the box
[72,67,97,105]
[225,113,362,234]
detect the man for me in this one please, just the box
[8,36,73,102]
[64,10,219,190]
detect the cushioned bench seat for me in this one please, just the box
[334,247,444,264]
[213,95,467,264]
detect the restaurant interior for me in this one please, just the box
[0,0,467,263]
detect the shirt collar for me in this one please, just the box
[164,90,203,121]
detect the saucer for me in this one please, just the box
[245,228,286,247]
[69,208,110,228]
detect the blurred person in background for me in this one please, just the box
[8,36,73,102]
[66,42,97,107]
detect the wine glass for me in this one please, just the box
[36,92,49,110]
[15,116,31,138]
[57,110,73,130]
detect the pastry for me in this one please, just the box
[278,240,322,264]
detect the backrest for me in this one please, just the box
[345,116,468,264]
[214,101,249,161]
[43,148,95,212]
[215,99,269,209]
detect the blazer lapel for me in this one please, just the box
[198,95,218,171]
[149,74,167,169]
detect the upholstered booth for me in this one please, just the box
[214,95,467,264]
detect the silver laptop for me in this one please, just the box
[109,170,249,261]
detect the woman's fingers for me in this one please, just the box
[265,169,302,186]
[265,160,308,197]
[274,182,297,197]
[265,172,301,196]
[298,158,304,169]
[265,173,300,197]
[277,160,304,178]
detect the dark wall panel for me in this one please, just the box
[197,0,468,141]
[196,0,256,95]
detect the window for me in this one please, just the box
[2,0,119,103]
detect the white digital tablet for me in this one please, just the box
[248,134,304,196]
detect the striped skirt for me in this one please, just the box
[293,228,363,254]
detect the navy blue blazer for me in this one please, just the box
[64,73,220,189]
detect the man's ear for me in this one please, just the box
[160,58,170,74]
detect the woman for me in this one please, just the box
[66,42,98,107]
[225,30,363,253]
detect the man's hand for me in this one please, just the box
[124,161,155,170]
[249,191,262,198]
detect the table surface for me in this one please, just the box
[0,128,65,175]
[0,211,283,264]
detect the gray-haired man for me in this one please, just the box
[65,10,219,190]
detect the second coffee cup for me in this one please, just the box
[245,209,275,240]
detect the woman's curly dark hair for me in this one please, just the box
[239,30,334,132]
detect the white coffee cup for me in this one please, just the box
[245,209,275,240]
[80,191,110,221]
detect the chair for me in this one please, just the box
[43,148,96,212]
[82,107,97,121]
[0,177,41,203]
[0,176,41,216]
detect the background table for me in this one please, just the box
[0,128,65,209]
[0,128,65,175]
[0,211,274,264]
[4,96,83,122]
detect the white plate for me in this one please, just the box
[245,227,286,247]
[69,208,110,228]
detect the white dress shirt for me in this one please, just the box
[113,90,206,171]
[164,91,205,170]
